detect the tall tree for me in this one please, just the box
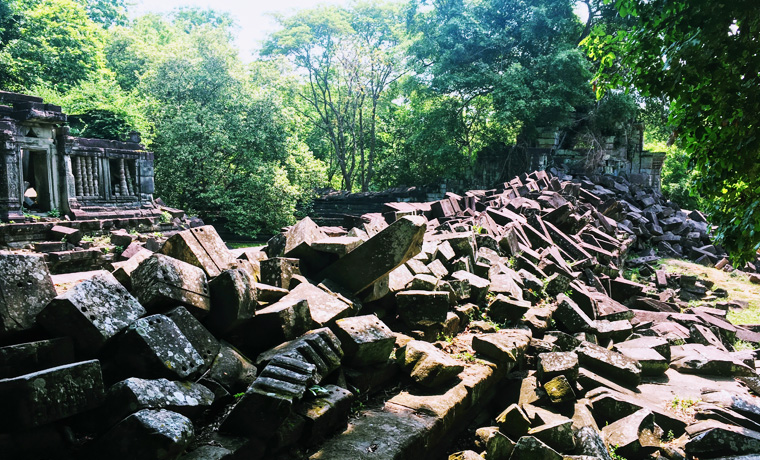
[585,0,760,262]
[263,2,406,191]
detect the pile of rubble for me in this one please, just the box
[2,170,760,460]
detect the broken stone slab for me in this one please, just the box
[554,294,595,334]
[0,252,57,337]
[117,314,207,380]
[519,373,549,406]
[587,387,688,434]
[487,294,531,324]
[576,341,642,386]
[112,248,153,291]
[615,347,668,376]
[670,343,755,376]
[295,384,354,446]
[333,315,395,367]
[529,419,575,453]
[268,216,327,259]
[37,272,146,353]
[0,359,104,430]
[317,215,426,294]
[165,306,221,369]
[601,409,662,459]
[544,375,576,404]
[496,403,531,439]
[396,290,450,326]
[233,297,311,354]
[160,225,236,278]
[103,377,214,427]
[690,324,729,352]
[220,354,317,438]
[255,327,343,384]
[509,436,562,460]
[396,340,463,388]
[475,427,514,460]
[312,236,362,257]
[0,337,75,378]
[260,257,302,289]
[87,409,194,460]
[686,420,760,457]
[200,343,257,397]
[207,268,256,336]
[452,270,490,303]
[407,273,440,291]
[612,336,671,361]
[574,426,613,460]
[471,329,531,369]
[537,352,579,382]
[50,225,81,245]
[280,282,354,327]
[131,254,211,318]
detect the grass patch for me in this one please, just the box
[658,258,760,325]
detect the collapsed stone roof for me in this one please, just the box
[1,170,760,459]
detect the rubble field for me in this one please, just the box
[2,170,760,460]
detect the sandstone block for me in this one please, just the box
[132,254,210,318]
[160,225,236,278]
[0,252,56,337]
[333,315,395,367]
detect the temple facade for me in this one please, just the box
[0,91,158,221]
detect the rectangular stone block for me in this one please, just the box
[396,290,450,326]
[37,272,146,353]
[317,216,426,294]
[260,257,301,289]
[0,360,104,430]
[333,315,395,367]
[207,268,257,335]
[0,337,75,378]
[131,254,211,318]
[576,341,642,386]
[165,306,221,368]
[160,225,236,278]
[295,384,354,446]
[279,282,353,327]
[232,298,311,354]
[111,248,153,291]
[117,314,207,380]
[0,252,57,337]
[256,327,343,383]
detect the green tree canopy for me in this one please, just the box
[585,0,760,262]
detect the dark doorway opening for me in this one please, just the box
[21,150,52,212]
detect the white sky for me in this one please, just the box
[131,0,589,62]
[131,0,352,61]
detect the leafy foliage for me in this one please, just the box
[585,0,760,263]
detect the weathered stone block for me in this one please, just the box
[296,384,354,446]
[333,315,395,367]
[233,297,311,354]
[487,294,531,323]
[165,306,221,368]
[0,252,56,337]
[396,340,463,388]
[112,248,153,290]
[160,225,236,278]
[37,272,145,353]
[0,337,74,378]
[132,254,211,318]
[312,236,362,257]
[475,427,514,460]
[118,314,206,380]
[256,327,343,383]
[615,347,667,375]
[396,290,449,325]
[509,436,562,460]
[543,375,575,404]
[537,352,579,382]
[576,341,642,386]
[205,342,257,394]
[554,293,595,333]
[90,409,194,460]
[260,257,301,289]
[529,420,575,453]
[50,225,81,245]
[281,282,354,327]
[452,270,490,302]
[0,359,104,430]
[670,343,754,376]
[496,403,531,439]
[207,268,256,335]
[472,329,531,369]
[686,421,760,457]
[104,377,214,427]
[317,215,426,293]
[601,409,661,459]
[220,355,316,438]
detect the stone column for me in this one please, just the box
[0,121,23,221]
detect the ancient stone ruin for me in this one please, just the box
[2,170,760,460]
[0,91,158,221]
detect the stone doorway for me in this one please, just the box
[21,149,53,212]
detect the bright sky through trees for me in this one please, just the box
[132,0,352,60]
